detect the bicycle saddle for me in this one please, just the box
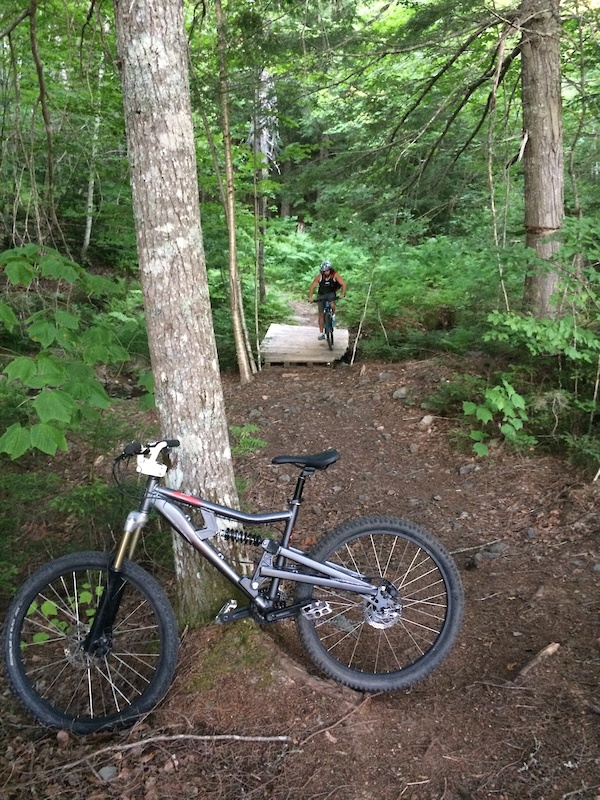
[272,449,340,470]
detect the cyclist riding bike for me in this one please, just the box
[308,260,347,340]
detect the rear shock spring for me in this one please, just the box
[219,529,263,547]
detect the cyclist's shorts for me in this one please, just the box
[317,292,337,311]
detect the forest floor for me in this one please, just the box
[1,309,599,799]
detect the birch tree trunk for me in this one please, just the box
[113,0,241,625]
[520,0,564,317]
[81,65,104,263]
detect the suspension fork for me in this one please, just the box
[83,478,158,656]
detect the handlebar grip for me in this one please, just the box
[123,441,143,456]
[165,439,180,449]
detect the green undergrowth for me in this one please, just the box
[0,469,62,603]
[0,419,268,611]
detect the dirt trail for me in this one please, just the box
[1,356,599,800]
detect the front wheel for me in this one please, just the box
[324,311,334,350]
[295,516,463,692]
[2,551,179,733]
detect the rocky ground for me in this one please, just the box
[1,339,599,799]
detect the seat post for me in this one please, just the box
[278,467,314,553]
[292,467,315,503]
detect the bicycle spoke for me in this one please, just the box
[297,520,462,690]
[6,555,178,731]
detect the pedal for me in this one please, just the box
[215,599,251,624]
[301,600,332,620]
[218,599,237,616]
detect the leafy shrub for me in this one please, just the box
[425,373,489,416]
[49,478,117,520]
[0,245,151,459]
[463,379,535,456]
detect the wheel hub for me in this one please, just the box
[64,624,95,668]
[363,585,402,630]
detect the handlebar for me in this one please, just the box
[112,439,180,492]
[308,295,343,303]
[120,439,180,458]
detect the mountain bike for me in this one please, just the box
[2,440,464,734]
[323,295,336,350]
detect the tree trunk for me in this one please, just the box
[81,65,104,263]
[215,0,255,385]
[520,0,564,317]
[113,0,242,625]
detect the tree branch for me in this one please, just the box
[0,7,30,39]
[447,44,522,172]
[403,40,522,193]
[50,733,293,773]
[387,21,498,147]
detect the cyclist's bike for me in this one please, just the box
[322,294,337,350]
[2,440,463,733]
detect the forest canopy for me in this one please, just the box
[1,0,600,465]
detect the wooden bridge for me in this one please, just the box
[260,323,349,367]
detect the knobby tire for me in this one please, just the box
[295,516,463,692]
[325,310,334,351]
[2,551,179,733]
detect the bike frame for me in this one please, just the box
[323,297,335,326]
[110,467,378,622]
[82,444,383,654]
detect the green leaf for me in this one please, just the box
[4,357,38,385]
[83,273,121,296]
[40,255,79,283]
[81,326,131,365]
[66,378,110,409]
[32,390,76,423]
[473,442,489,457]
[0,302,18,332]
[500,423,517,439]
[0,423,31,459]
[30,423,68,455]
[462,401,477,415]
[28,321,58,348]
[4,260,36,286]
[41,600,58,617]
[108,311,136,323]
[137,371,154,392]
[138,393,156,411]
[31,356,68,388]
[469,429,487,442]
[55,310,80,330]
[475,406,493,424]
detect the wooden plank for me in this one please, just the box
[260,323,349,365]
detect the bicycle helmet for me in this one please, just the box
[320,260,332,272]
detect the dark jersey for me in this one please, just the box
[318,272,341,296]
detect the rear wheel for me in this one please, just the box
[2,551,179,733]
[295,516,463,692]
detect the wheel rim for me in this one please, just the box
[15,566,164,724]
[308,532,451,675]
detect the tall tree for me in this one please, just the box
[113,0,240,624]
[214,0,255,384]
[520,0,564,317]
